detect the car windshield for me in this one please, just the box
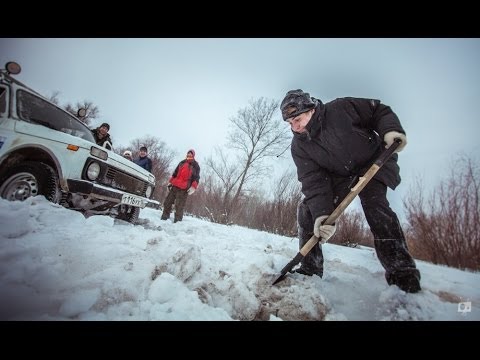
[16,90,96,143]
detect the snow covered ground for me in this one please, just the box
[0,197,478,321]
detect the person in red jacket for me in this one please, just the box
[161,149,200,222]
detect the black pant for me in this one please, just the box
[297,178,419,282]
[162,186,189,222]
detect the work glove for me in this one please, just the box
[167,183,173,191]
[187,187,195,195]
[314,215,336,242]
[384,131,407,153]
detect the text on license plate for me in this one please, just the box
[121,194,146,208]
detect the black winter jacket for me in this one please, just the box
[291,97,405,220]
[91,128,113,150]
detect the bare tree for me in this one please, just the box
[238,171,301,235]
[267,170,301,235]
[124,136,176,202]
[46,92,99,127]
[186,166,235,224]
[65,101,99,126]
[48,91,60,105]
[204,148,244,223]
[206,97,290,224]
[404,155,480,271]
[330,208,374,248]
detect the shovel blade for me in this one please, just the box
[271,252,304,286]
[272,273,286,286]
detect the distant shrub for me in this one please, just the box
[404,155,480,271]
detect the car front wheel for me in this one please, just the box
[0,161,59,202]
[115,204,140,224]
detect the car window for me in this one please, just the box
[16,89,95,143]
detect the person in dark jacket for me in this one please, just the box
[134,146,152,172]
[281,89,421,293]
[91,122,113,150]
[161,149,200,223]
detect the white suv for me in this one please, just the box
[0,62,159,223]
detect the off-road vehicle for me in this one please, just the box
[0,61,159,223]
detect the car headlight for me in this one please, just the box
[145,185,153,198]
[90,146,108,160]
[86,162,101,180]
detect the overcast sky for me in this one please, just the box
[1,38,479,216]
[1,196,478,320]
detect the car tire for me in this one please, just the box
[116,204,140,224]
[0,161,59,202]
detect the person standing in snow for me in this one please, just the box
[133,146,153,172]
[161,149,200,223]
[281,89,421,293]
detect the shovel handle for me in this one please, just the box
[323,137,402,226]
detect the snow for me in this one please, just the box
[0,197,478,321]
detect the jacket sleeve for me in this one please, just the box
[291,144,334,221]
[191,162,200,189]
[348,98,406,139]
[171,162,181,178]
[146,158,152,172]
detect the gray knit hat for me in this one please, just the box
[280,89,317,121]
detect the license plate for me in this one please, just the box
[121,194,146,208]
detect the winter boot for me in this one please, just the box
[161,213,169,220]
[386,270,421,293]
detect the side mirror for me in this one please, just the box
[5,62,21,75]
[77,108,87,118]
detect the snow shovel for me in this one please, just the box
[272,138,403,285]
